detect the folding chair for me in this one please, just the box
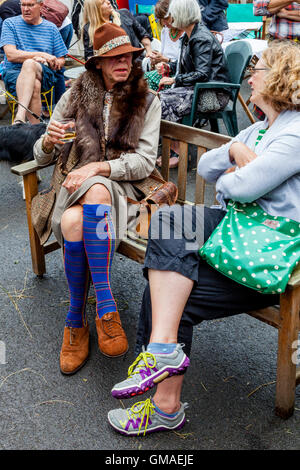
[148,14,160,40]
[5,86,54,124]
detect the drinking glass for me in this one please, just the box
[58,118,76,143]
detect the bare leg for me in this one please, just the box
[26,79,42,124]
[146,269,193,413]
[61,204,83,242]
[61,184,112,241]
[79,183,112,206]
[153,375,184,413]
[15,59,43,124]
[148,269,194,344]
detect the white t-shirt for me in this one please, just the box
[59,16,72,31]
[160,26,181,61]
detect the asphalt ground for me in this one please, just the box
[0,79,299,454]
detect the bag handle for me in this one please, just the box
[157,63,170,93]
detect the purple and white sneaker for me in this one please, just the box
[108,398,188,436]
[111,344,190,399]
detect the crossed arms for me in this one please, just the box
[254,0,300,21]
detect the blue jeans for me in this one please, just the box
[0,18,3,56]
[54,24,74,104]
[59,23,73,49]
[54,69,66,105]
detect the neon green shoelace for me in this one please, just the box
[126,398,156,436]
[127,351,157,377]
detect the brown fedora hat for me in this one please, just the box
[85,23,144,69]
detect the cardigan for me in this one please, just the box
[198,110,300,222]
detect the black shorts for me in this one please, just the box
[135,205,279,357]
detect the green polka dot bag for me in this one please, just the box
[199,201,300,294]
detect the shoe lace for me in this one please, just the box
[126,398,155,436]
[102,315,123,338]
[127,351,157,378]
[69,328,76,345]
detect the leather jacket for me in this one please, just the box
[171,22,230,89]
[83,9,151,62]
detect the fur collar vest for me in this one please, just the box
[60,65,150,167]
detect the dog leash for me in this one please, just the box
[66,54,86,66]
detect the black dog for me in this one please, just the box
[0,122,46,163]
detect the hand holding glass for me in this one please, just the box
[58,118,76,143]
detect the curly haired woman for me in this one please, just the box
[107,40,300,436]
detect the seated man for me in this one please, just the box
[0,0,68,123]
[32,23,161,375]
[253,0,300,42]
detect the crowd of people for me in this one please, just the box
[0,0,300,438]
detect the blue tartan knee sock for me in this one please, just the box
[82,204,117,319]
[64,240,89,328]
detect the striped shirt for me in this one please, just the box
[0,15,68,70]
[253,0,300,40]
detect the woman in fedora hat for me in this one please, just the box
[32,23,161,375]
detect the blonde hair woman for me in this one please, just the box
[82,0,152,62]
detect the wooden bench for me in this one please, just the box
[11,119,300,419]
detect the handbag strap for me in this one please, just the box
[157,63,170,92]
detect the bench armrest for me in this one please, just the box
[11,159,56,177]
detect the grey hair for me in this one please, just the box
[168,0,201,29]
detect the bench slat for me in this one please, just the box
[177,141,189,202]
[195,147,207,205]
[117,238,146,264]
[160,120,231,149]
[248,306,280,328]
[161,137,171,182]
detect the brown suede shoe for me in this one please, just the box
[60,325,89,375]
[95,312,128,357]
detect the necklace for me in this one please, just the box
[169,28,179,40]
